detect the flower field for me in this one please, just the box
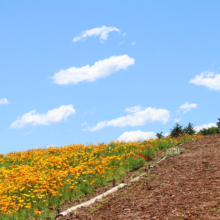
[0,134,203,219]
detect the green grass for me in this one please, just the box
[0,134,202,219]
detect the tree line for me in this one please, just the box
[156,118,220,139]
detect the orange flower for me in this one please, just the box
[34,209,41,215]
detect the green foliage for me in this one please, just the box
[197,126,218,136]
[170,122,197,138]
[170,123,184,138]
[165,147,182,157]
[183,122,196,135]
[217,118,220,128]
[156,132,164,139]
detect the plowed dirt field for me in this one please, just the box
[58,134,220,220]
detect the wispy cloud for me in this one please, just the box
[84,106,170,131]
[0,98,10,105]
[118,130,156,142]
[119,41,124,46]
[189,71,220,90]
[131,42,136,46]
[122,32,126,36]
[10,105,75,128]
[24,131,31,135]
[177,102,197,114]
[84,109,96,116]
[72,26,120,42]
[194,122,217,132]
[174,118,181,122]
[51,55,135,85]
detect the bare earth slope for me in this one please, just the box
[59,134,220,220]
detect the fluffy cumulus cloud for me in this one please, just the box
[10,105,75,128]
[118,130,156,142]
[189,71,220,90]
[177,102,197,114]
[72,26,120,42]
[51,55,135,85]
[0,98,9,105]
[194,122,217,132]
[84,106,170,131]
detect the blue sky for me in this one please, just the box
[0,1,219,154]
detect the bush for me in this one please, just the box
[165,147,182,157]
[197,127,218,136]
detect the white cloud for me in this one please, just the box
[84,106,170,131]
[177,102,197,114]
[174,118,181,122]
[84,109,96,115]
[164,132,170,137]
[189,71,220,90]
[10,105,75,128]
[195,122,217,132]
[0,98,9,105]
[131,42,136,46]
[81,121,88,127]
[45,144,57,149]
[72,25,120,42]
[122,32,126,36]
[119,41,124,46]
[118,130,156,142]
[51,55,135,85]
[24,131,31,135]
[124,105,143,113]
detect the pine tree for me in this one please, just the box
[184,122,196,135]
[216,118,220,134]
[216,118,220,128]
[170,123,184,138]
[156,132,164,139]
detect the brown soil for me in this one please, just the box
[57,134,220,220]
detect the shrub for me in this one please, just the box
[165,147,182,157]
[197,127,218,136]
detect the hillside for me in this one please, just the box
[58,134,220,220]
